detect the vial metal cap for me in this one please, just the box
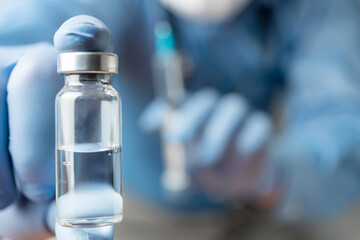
[57,52,118,74]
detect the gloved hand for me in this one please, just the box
[0,16,115,240]
[140,89,274,203]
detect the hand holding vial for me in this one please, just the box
[0,16,118,239]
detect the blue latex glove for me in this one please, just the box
[0,16,115,240]
[140,89,273,202]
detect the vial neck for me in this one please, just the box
[64,74,112,86]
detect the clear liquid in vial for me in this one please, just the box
[56,143,122,228]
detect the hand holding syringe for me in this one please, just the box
[142,21,273,203]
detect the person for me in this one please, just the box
[1,0,360,239]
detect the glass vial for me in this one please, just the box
[55,52,122,228]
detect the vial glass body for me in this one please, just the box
[55,74,122,227]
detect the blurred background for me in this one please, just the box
[0,0,360,240]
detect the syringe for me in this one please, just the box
[152,21,191,194]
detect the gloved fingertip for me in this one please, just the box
[86,225,115,239]
[199,93,248,166]
[56,223,114,240]
[235,111,272,159]
[198,144,219,166]
[22,184,55,203]
[139,98,170,132]
[54,15,113,52]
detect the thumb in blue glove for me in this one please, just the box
[0,42,62,240]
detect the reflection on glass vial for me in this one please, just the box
[56,144,122,227]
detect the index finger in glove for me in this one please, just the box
[235,111,272,159]
[7,43,63,202]
[0,45,40,209]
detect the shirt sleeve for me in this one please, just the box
[270,0,360,221]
